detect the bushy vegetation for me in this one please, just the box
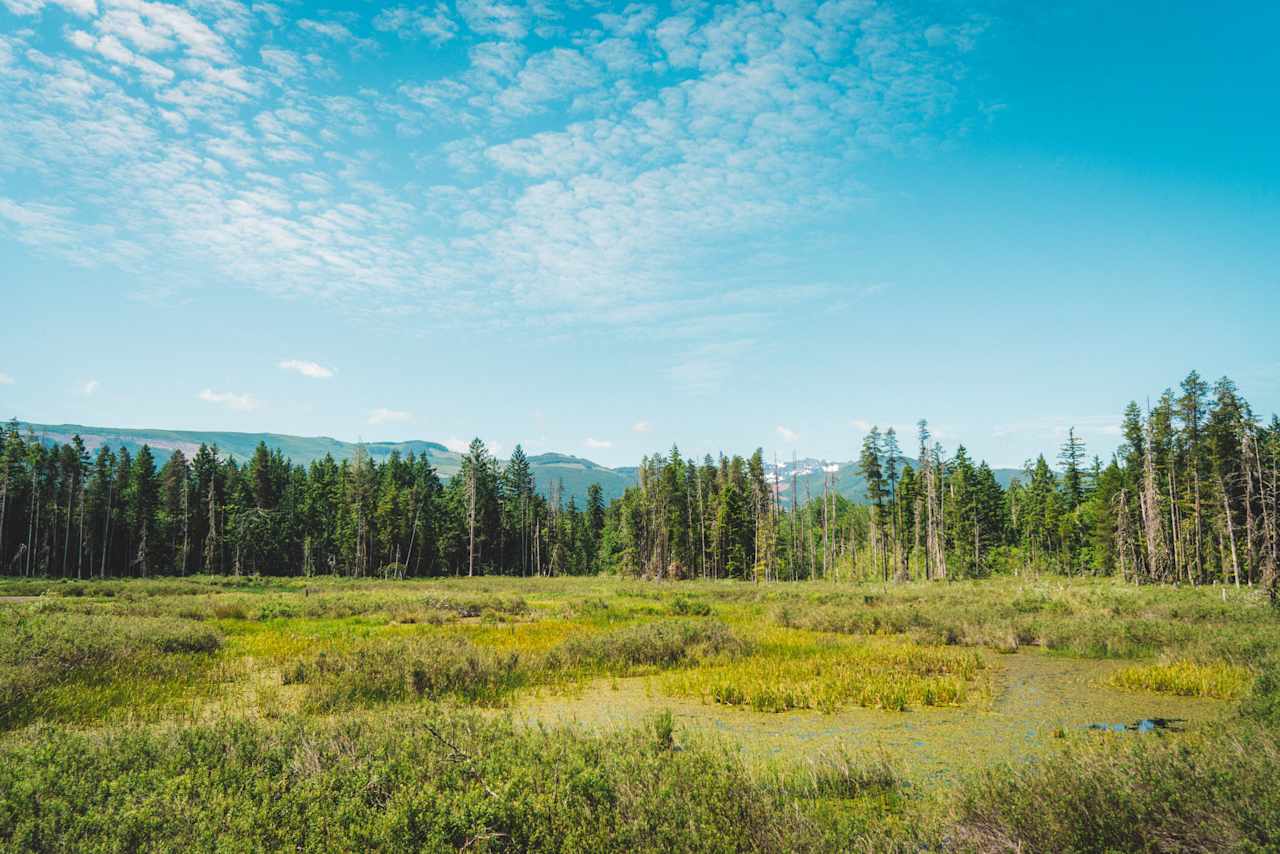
[0,709,907,853]
[547,619,748,673]
[0,574,1276,851]
[950,727,1280,852]
[0,610,222,728]
[283,619,751,713]
[285,636,524,711]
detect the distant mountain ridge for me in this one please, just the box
[13,422,638,503]
[764,456,1025,504]
[12,422,1025,506]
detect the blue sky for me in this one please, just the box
[1,0,1277,469]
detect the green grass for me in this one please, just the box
[1,573,1276,851]
[0,609,223,729]
[950,726,1280,852]
[280,619,752,713]
[0,709,907,853]
[662,629,984,713]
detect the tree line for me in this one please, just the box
[1,371,1276,595]
[0,434,603,581]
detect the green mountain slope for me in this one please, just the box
[14,422,636,503]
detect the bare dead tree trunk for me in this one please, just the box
[181,475,190,576]
[62,476,72,577]
[1243,428,1260,584]
[77,483,85,580]
[467,466,476,578]
[1141,423,1168,583]
[1220,474,1241,587]
[203,478,217,574]
[821,471,829,581]
[101,478,113,579]
[26,464,37,577]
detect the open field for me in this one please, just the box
[2,574,1278,851]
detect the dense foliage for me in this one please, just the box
[2,372,1276,598]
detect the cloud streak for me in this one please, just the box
[198,388,257,411]
[278,359,334,379]
[368,407,411,425]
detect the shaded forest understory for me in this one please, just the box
[2,372,1277,599]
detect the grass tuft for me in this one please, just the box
[1108,659,1252,700]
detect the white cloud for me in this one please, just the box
[373,3,457,45]
[776,425,799,442]
[456,0,529,40]
[198,388,257,410]
[585,437,612,449]
[443,436,469,454]
[0,372,14,385]
[631,420,652,433]
[991,416,1120,441]
[850,419,873,432]
[0,0,984,347]
[278,358,334,379]
[368,407,411,425]
[81,379,99,394]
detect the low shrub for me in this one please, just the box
[0,710,852,852]
[1240,659,1280,725]
[949,727,1280,852]
[547,620,749,674]
[669,595,713,616]
[286,636,523,711]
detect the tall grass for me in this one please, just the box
[1109,659,1253,700]
[285,636,524,711]
[545,619,749,674]
[663,631,984,713]
[282,620,751,712]
[0,609,223,729]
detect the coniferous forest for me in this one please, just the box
[3,371,1276,597]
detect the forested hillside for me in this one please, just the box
[2,372,1276,597]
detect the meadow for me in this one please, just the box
[1,574,1278,852]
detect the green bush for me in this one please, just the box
[548,620,749,673]
[669,595,713,616]
[0,711,846,853]
[1241,659,1280,726]
[949,728,1280,852]
[288,637,523,710]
